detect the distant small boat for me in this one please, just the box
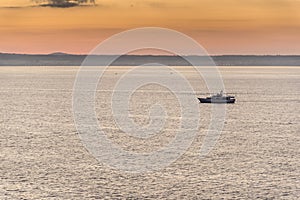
[198,91,235,104]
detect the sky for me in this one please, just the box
[0,0,300,55]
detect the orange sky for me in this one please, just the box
[0,0,300,54]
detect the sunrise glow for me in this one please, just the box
[1,0,300,54]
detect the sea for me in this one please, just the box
[0,66,299,199]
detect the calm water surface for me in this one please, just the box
[0,66,299,199]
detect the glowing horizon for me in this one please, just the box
[1,0,300,55]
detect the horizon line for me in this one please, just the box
[1,52,300,57]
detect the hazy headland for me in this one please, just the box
[1,53,300,66]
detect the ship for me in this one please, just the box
[198,90,235,104]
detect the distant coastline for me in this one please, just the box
[0,53,299,66]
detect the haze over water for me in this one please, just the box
[0,66,299,199]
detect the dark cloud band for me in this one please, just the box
[33,0,95,8]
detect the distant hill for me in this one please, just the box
[49,52,70,56]
[0,53,299,66]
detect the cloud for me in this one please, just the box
[0,6,27,9]
[0,0,96,9]
[33,0,96,8]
